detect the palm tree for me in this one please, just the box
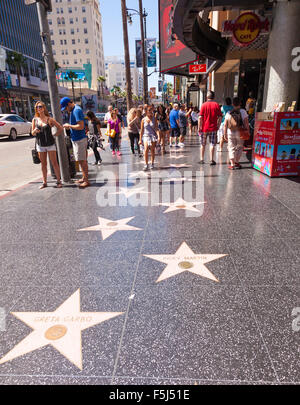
[66,71,78,101]
[7,51,27,118]
[97,76,106,99]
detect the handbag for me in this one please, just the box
[32,139,40,164]
[239,128,250,140]
[109,129,116,138]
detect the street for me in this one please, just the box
[0,136,41,198]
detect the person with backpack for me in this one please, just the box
[86,110,102,165]
[224,97,250,170]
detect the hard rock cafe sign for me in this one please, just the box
[222,12,271,47]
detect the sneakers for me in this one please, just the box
[210,160,216,166]
[178,142,185,148]
[228,165,235,170]
[235,163,242,169]
[117,151,121,157]
[169,143,173,148]
[150,163,154,170]
[112,151,115,156]
[199,160,205,165]
[143,164,149,171]
[97,160,102,166]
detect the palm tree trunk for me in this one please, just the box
[139,0,148,104]
[71,80,75,101]
[121,0,133,112]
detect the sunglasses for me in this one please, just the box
[36,105,44,109]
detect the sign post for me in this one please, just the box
[189,64,207,75]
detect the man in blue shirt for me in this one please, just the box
[169,103,180,147]
[60,97,89,188]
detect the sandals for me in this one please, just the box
[75,179,84,184]
[228,165,235,170]
[56,181,63,188]
[39,183,47,189]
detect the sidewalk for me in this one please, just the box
[0,134,299,385]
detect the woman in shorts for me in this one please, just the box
[139,106,159,171]
[31,101,63,189]
[155,104,169,154]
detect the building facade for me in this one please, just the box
[48,0,105,92]
[105,59,144,99]
[0,0,68,117]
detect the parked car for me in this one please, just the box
[0,114,32,140]
[95,112,106,127]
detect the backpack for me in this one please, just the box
[228,109,244,131]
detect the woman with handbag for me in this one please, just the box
[224,97,250,170]
[86,110,102,165]
[107,111,121,157]
[31,101,63,189]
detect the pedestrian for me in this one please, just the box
[115,108,124,152]
[86,110,102,166]
[31,101,63,189]
[198,91,223,165]
[245,91,256,117]
[178,104,189,148]
[169,103,180,148]
[104,105,113,126]
[60,97,90,188]
[224,97,250,170]
[218,97,233,152]
[191,107,199,135]
[139,105,158,171]
[127,107,142,156]
[107,110,121,156]
[155,104,169,154]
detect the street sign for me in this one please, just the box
[189,64,207,74]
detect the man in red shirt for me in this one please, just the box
[198,91,223,165]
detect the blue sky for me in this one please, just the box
[100,0,163,92]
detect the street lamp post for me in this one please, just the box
[126,4,148,104]
[121,0,133,112]
[35,1,70,182]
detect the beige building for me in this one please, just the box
[48,0,105,91]
[105,59,144,98]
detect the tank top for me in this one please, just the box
[143,117,157,137]
[35,118,55,147]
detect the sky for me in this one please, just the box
[100,0,164,94]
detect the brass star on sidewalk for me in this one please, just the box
[78,216,142,240]
[0,290,123,370]
[144,242,227,283]
[157,197,206,213]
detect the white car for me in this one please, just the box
[0,114,32,140]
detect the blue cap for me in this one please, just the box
[60,97,71,112]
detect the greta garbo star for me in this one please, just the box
[0,290,123,370]
[144,242,227,283]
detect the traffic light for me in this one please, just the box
[24,0,52,12]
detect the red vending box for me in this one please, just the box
[252,111,300,177]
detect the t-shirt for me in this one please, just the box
[221,105,233,123]
[199,101,222,132]
[69,104,86,142]
[224,108,248,135]
[169,109,179,129]
[104,112,111,128]
[108,118,120,133]
[178,110,187,128]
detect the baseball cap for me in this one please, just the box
[60,97,71,112]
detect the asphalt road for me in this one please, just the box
[0,135,41,198]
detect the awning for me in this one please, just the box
[173,0,271,61]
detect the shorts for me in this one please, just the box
[170,128,180,138]
[180,127,187,137]
[36,143,56,153]
[72,137,88,161]
[200,131,218,146]
[191,120,198,127]
[143,134,157,146]
[158,121,169,132]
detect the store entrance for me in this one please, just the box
[238,59,266,112]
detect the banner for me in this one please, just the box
[158,80,163,92]
[159,0,197,72]
[82,94,97,112]
[146,38,157,68]
[150,87,156,99]
[136,39,157,68]
[0,47,7,72]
